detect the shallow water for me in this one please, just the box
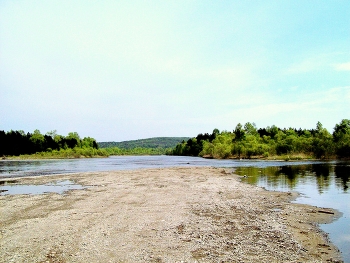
[0,155,330,178]
[0,156,349,262]
[0,180,86,195]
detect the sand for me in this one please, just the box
[0,167,343,262]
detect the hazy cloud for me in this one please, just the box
[334,62,350,71]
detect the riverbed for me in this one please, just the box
[0,167,343,262]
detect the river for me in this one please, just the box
[0,156,349,262]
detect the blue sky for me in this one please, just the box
[1,1,349,141]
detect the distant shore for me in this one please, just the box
[2,152,339,161]
[0,167,343,262]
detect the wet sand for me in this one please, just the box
[0,167,343,262]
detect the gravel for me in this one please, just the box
[0,167,343,262]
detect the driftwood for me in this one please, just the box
[318,210,334,215]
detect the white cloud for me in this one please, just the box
[285,54,333,74]
[284,51,350,76]
[334,62,350,71]
[286,59,322,74]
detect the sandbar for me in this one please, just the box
[0,167,343,262]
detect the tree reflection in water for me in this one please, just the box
[335,164,350,191]
[236,162,349,193]
[236,162,350,263]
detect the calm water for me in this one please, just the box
[0,156,332,178]
[235,163,350,263]
[0,156,349,262]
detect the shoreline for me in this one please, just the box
[0,167,343,262]
[1,153,345,161]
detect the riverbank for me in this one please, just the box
[202,153,333,161]
[1,146,168,160]
[0,167,343,262]
[3,153,343,163]
[2,149,109,160]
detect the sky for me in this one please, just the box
[1,1,349,142]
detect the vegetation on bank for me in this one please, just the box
[171,119,350,160]
[4,119,350,160]
[11,147,109,159]
[6,146,171,160]
[0,130,103,159]
[0,130,176,159]
[98,137,190,149]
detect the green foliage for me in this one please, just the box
[30,129,45,152]
[335,135,350,158]
[0,129,99,158]
[172,130,217,156]
[313,122,334,158]
[244,122,258,137]
[210,132,234,158]
[333,119,350,142]
[171,120,350,159]
[82,137,99,149]
[17,147,109,159]
[234,123,246,141]
[4,120,350,160]
[333,119,350,157]
[266,125,279,138]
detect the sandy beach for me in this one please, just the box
[0,167,343,262]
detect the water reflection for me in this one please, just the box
[335,164,350,191]
[236,163,349,194]
[236,162,350,263]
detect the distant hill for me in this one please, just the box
[98,137,190,149]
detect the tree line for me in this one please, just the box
[0,129,99,157]
[171,119,350,159]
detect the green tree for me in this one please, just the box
[30,129,45,152]
[234,123,246,141]
[333,119,350,142]
[81,137,98,149]
[232,141,246,158]
[67,132,81,141]
[244,122,258,137]
[212,128,220,137]
[46,130,57,139]
[275,130,294,154]
[313,122,334,158]
[333,119,350,157]
[211,132,233,158]
[66,132,81,148]
[266,125,279,139]
[200,140,214,157]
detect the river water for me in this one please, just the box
[0,156,349,262]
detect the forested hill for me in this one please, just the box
[98,137,190,149]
